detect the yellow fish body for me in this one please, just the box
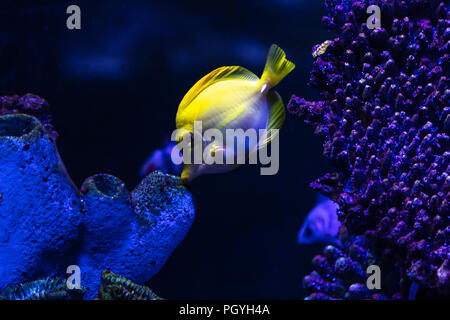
[175,44,295,183]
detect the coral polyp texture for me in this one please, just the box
[303,235,405,300]
[96,270,162,300]
[289,0,449,298]
[0,271,160,300]
[0,106,195,299]
[0,278,85,300]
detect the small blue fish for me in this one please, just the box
[298,194,340,245]
[140,141,183,177]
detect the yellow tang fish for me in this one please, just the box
[175,44,295,183]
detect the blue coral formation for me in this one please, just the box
[78,171,194,299]
[0,110,195,299]
[0,113,82,288]
[289,0,449,298]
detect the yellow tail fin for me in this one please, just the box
[260,44,295,88]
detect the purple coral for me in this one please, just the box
[0,94,58,141]
[303,235,405,300]
[289,0,449,297]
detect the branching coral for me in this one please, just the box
[303,235,405,299]
[289,0,449,298]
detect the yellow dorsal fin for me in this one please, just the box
[260,44,295,88]
[178,66,259,112]
[258,90,285,149]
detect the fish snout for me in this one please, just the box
[181,164,200,185]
